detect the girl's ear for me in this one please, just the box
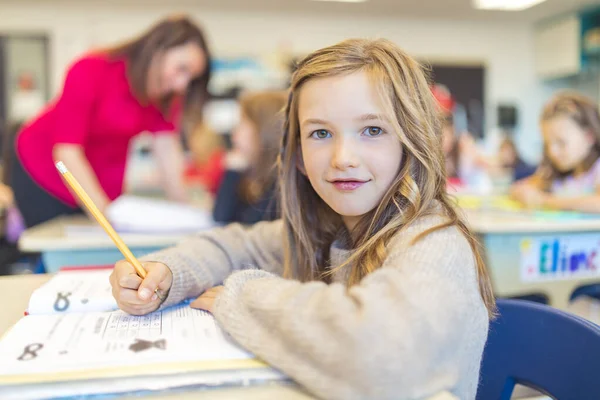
[296,147,307,176]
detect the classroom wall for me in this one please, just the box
[0,0,545,161]
[5,38,49,112]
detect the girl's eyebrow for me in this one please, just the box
[301,118,329,128]
[301,114,389,128]
[355,113,389,122]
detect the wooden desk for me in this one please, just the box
[463,206,600,310]
[0,273,50,335]
[18,216,194,273]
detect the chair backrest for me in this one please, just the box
[477,299,600,400]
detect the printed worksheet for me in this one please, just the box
[27,269,117,315]
[0,304,253,378]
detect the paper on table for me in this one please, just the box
[106,195,215,234]
[0,304,284,398]
[63,224,106,238]
[0,367,286,400]
[0,305,265,380]
[27,269,118,315]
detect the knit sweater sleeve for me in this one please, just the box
[139,219,285,309]
[212,216,490,400]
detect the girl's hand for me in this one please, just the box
[190,286,225,313]
[510,183,547,208]
[109,260,173,315]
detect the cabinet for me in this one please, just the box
[534,7,600,80]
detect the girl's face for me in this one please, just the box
[232,112,259,163]
[298,71,403,231]
[542,116,595,173]
[148,42,206,99]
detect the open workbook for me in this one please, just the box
[0,270,285,399]
[26,268,118,315]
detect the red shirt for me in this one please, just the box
[16,53,180,207]
[183,150,226,195]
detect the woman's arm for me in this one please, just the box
[152,134,189,203]
[49,56,117,214]
[53,144,111,214]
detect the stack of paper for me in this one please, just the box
[106,195,216,234]
[0,270,284,399]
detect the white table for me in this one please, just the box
[463,205,600,310]
[18,215,193,272]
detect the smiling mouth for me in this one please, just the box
[329,179,370,191]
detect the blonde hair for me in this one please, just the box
[238,90,287,203]
[279,38,496,318]
[537,91,600,186]
[187,122,224,165]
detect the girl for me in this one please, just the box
[212,90,286,224]
[12,15,211,227]
[511,91,600,213]
[440,104,490,191]
[110,39,495,400]
[442,112,462,182]
[497,137,536,181]
[184,122,226,196]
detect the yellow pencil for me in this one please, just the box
[55,161,164,301]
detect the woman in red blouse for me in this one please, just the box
[12,15,212,227]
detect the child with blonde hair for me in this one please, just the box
[110,39,495,399]
[183,122,226,195]
[212,90,286,224]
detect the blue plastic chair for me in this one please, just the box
[477,299,600,400]
[570,283,600,302]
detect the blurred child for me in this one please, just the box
[442,113,461,184]
[442,112,491,191]
[497,137,536,181]
[511,91,600,213]
[212,90,287,224]
[110,38,494,399]
[0,182,25,244]
[183,122,226,195]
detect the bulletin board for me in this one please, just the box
[428,63,486,139]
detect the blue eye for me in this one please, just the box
[311,129,331,139]
[363,126,384,137]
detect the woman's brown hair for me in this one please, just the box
[238,90,287,204]
[105,15,212,132]
[279,38,496,319]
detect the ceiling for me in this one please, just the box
[119,0,600,22]
[4,0,600,22]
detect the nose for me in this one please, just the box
[548,143,562,161]
[331,135,360,170]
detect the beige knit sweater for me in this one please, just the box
[142,214,490,400]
